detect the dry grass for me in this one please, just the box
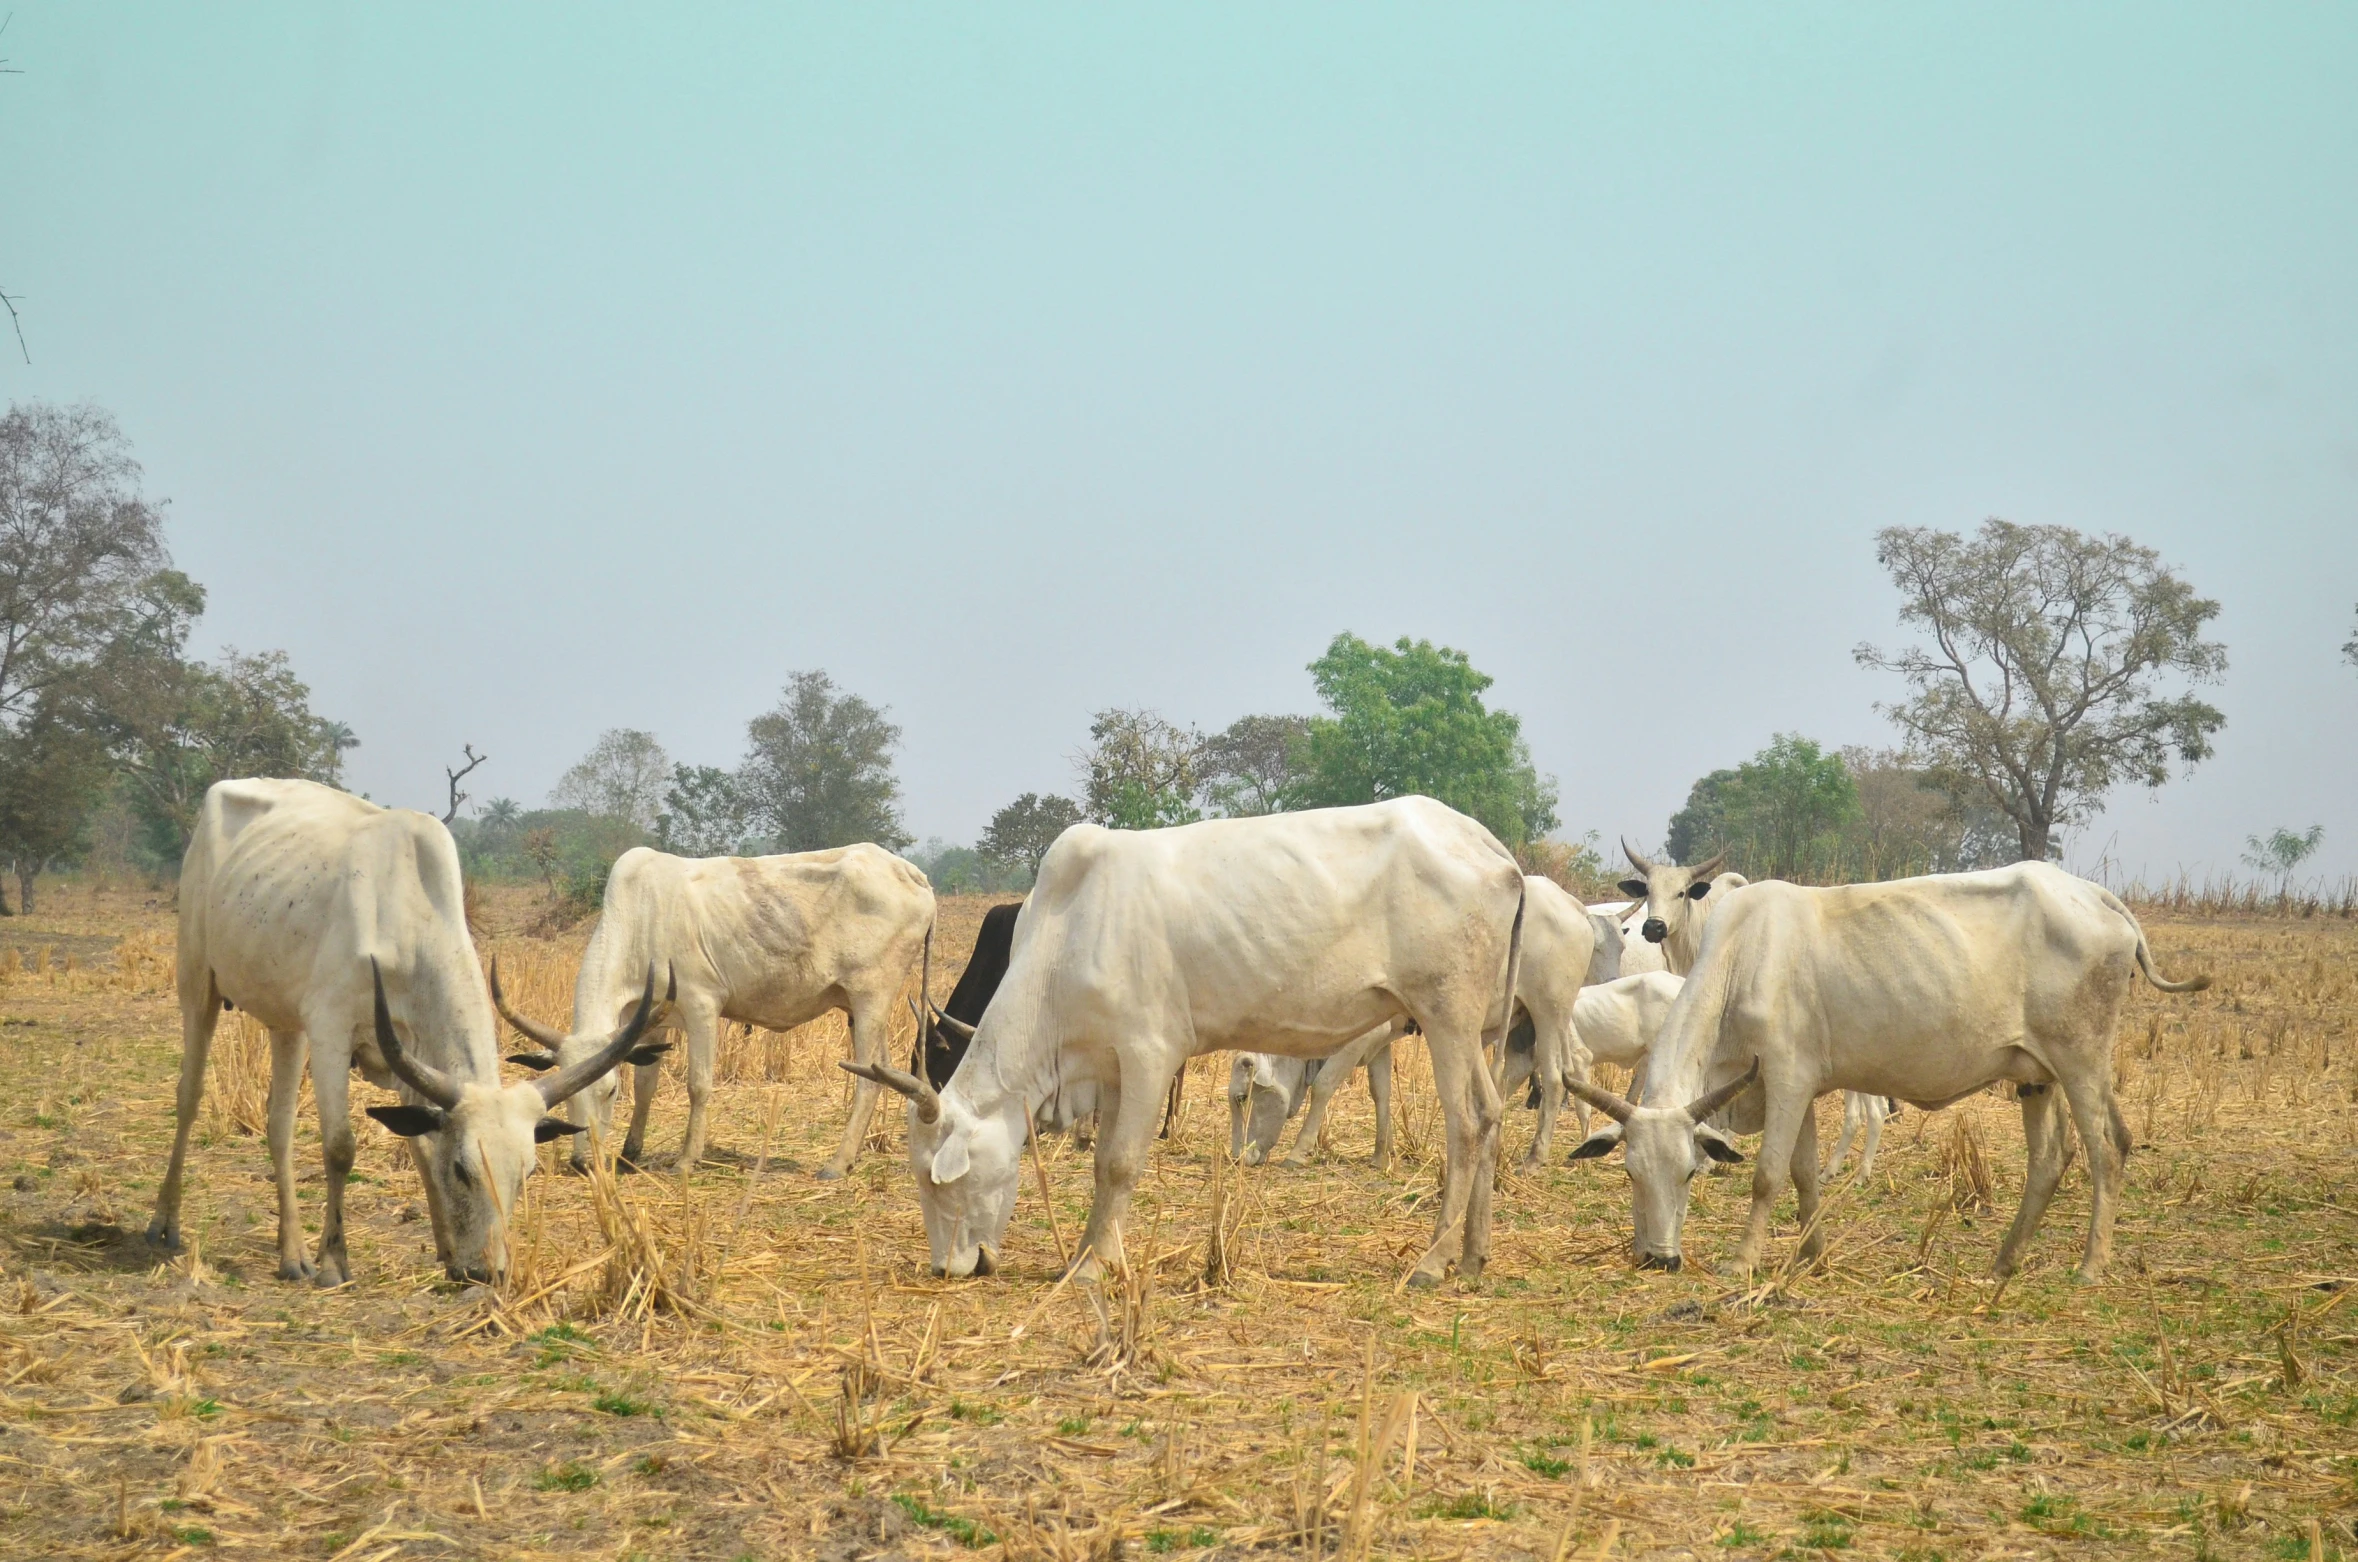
[0,881,2352,1559]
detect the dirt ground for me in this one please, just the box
[0,881,2352,1560]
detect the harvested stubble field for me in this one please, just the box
[1,883,2354,1561]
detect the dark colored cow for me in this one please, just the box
[919,901,1022,1088]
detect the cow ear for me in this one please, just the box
[1567,1129,1621,1162]
[929,1131,971,1186]
[1616,879,1647,899]
[366,1104,445,1138]
[1696,1127,1745,1164]
[1686,880,1713,900]
[534,1117,590,1142]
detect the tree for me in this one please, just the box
[549,728,671,831]
[1077,709,1203,830]
[1856,520,2226,863]
[0,697,109,912]
[2242,825,2324,897]
[1664,769,1738,865]
[1839,747,2011,880]
[1198,713,1312,816]
[658,765,751,857]
[1714,735,1859,882]
[979,791,1083,878]
[105,644,351,864]
[0,402,170,727]
[1295,633,1558,847]
[739,670,909,851]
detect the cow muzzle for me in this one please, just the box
[1635,1250,1682,1272]
[1641,918,1668,944]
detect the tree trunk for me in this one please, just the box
[14,865,32,915]
[2016,819,2051,864]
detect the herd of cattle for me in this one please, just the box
[144,778,2209,1293]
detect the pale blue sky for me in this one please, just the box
[7,7,2354,879]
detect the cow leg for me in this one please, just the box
[1789,1098,1826,1265]
[1280,1067,1346,1167]
[1226,1063,1249,1160]
[307,1036,356,1287]
[1856,1101,1884,1178]
[620,1058,660,1165]
[1072,1066,1160,1282]
[1408,1033,1481,1288]
[819,1001,888,1179]
[146,992,222,1254]
[1726,1079,1812,1278]
[2052,1067,2122,1282]
[1459,1035,1505,1281]
[267,1029,314,1282]
[1825,1095,1861,1179]
[1367,1044,1394,1171]
[674,1005,721,1169]
[1562,1041,1595,1141]
[1994,1084,2070,1277]
[1521,1023,1568,1171]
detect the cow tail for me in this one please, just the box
[2118,901,2211,993]
[911,916,934,1072]
[1495,878,1528,1053]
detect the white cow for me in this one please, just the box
[848,798,1526,1287]
[496,844,934,1177]
[148,781,658,1285]
[1614,842,1749,975]
[1490,882,1618,1163]
[1567,862,2209,1282]
[1228,1018,1404,1168]
[1824,1093,1900,1179]
[1589,899,1667,977]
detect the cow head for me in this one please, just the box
[1584,911,1626,986]
[364,960,664,1283]
[1617,841,1740,967]
[492,963,676,1168]
[1232,1054,1307,1165]
[843,1059,1025,1278]
[1565,1060,1757,1271]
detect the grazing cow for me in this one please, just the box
[148,780,660,1285]
[1567,863,2210,1281]
[1484,879,1614,1166]
[1590,899,1667,977]
[1227,1018,1405,1168]
[847,797,1526,1287]
[1824,1093,1901,1179]
[497,844,933,1177]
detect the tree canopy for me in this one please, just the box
[549,728,672,832]
[979,791,1083,878]
[1077,709,1202,831]
[1294,633,1556,847]
[1856,519,2225,862]
[739,670,909,852]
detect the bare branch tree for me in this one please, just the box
[443,743,487,824]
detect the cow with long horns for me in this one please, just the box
[846,798,1528,1288]
[147,780,666,1285]
[496,844,935,1176]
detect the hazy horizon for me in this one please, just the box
[7,7,2354,880]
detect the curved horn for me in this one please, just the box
[1620,836,1657,876]
[369,957,460,1110]
[932,1009,977,1042]
[841,1060,942,1124]
[1684,851,1727,881]
[1681,1057,1760,1123]
[1563,1075,1636,1125]
[533,965,661,1108]
[490,959,570,1054]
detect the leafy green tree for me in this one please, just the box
[657,765,750,857]
[1198,714,1312,816]
[1078,709,1202,830]
[1857,520,2226,863]
[1295,633,1557,846]
[549,728,672,831]
[1664,769,1738,865]
[739,670,909,851]
[0,697,110,912]
[2242,825,2324,897]
[1715,735,1859,881]
[979,791,1083,879]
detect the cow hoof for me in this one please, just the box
[2073,1266,2106,1286]
[1713,1259,1755,1281]
[144,1224,183,1253]
[314,1258,350,1288]
[278,1257,317,1283]
[1405,1266,1446,1290]
[1456,1258,1486,1285]
[813,1165,847,1183]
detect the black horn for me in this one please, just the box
[370,957,460,1110]
[533,965,663,1108]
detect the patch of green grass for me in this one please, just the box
[1717,1520,1770,1548]
[1144,1527,1220,1553]
[533,1462,598,1493]
[1521,1448,1571,1478]
[1420,1491,1517,1521]
[189,1397,222,1418]
[1798,1511,1854,1550]
[948,1399,1003,1426]
[592,1389,658,1418]
[377,1351,423,1368]
[1655,1444,1696,1469]
[2020,1493,2105,1538]
[172,1527,215,1545]
[633,1456,666,1477]
[891,1494,996,1548]
[1056,1415,1091,1436]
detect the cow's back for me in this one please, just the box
[1011,797,1522,1058]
